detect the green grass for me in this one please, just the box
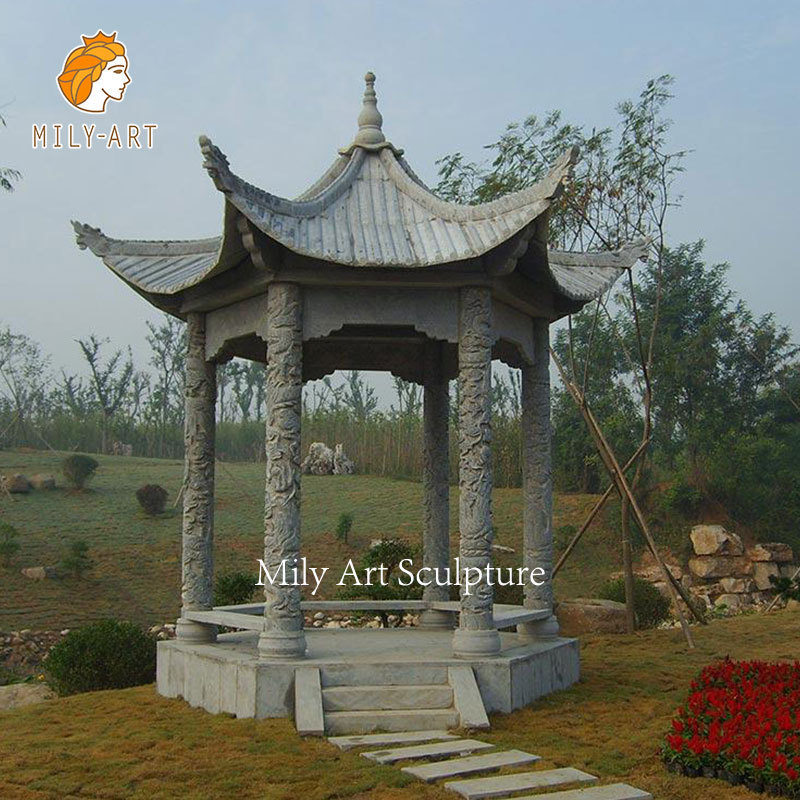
[1,611,798,799]
[0,449,623,631]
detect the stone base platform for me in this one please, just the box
[156,628,579,720]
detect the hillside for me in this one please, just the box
[0,450,626,631]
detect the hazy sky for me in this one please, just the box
[1,1,798,404]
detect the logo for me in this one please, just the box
[57,30,130,113]
[33,29,154,150]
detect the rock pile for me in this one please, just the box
[1,629,70,677]
[1,474,32,493]
[686,524,796,612]
[1,473,57,493]
[301,442,355,475]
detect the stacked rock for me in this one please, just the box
[687,525,795,612]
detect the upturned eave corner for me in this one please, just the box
[72,220,109,256]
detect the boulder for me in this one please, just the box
[719,576,756,594]
[748,543,794,563]
[688,556,752,579]
[332,443,355,475]
[753,561,781,591]
[780,563,799,579]
[29,474,56,490]
[3,474,31,493]
[714,593,741,611]
[21,566,58,580]
[690,525,744,556]
[301,442,334,475]
[555,598,627,636]
[0,683,54,713]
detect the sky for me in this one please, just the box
[1,0,798,405]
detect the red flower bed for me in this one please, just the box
[663,659,800,796]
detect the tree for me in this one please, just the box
[145,316,186,455]
[0,326,50,446]
[77,335,134,454]
[0,112,21,193]
[341,371,378,422]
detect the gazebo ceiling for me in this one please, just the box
[72,72,646,317]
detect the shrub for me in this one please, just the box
[214,571,257,607]
[62,454,99,490]
[45,619,156,696]
[335,512,353,544]
[339,538,422,626]
[659,480,704,518]
[136,484,168,516]
[599,575,671,629]
[60,539,94,578]
[0,523,20,568]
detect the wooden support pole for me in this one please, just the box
[551,347,698,649]
[553,437,651,577]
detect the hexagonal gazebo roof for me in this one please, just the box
[72,72,644,381]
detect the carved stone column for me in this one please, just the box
[258,282,307,660]
[419,341,452,629]
[453,287,501,658]
[518,318,560,639]
[176,312,217,643]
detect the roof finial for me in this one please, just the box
[354,71,386,146]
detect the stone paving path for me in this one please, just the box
[328,730,653,800]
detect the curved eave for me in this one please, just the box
[71,202,246,296]
[200,135,577,268]
[547,238,649,302]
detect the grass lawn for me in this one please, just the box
[0,611,798,799]
[0,449,622,631]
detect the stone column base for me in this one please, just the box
[258,630,307,660]
[176,617,217,643]
[517,614,560,641]
[418,608,455,630]
[452,628,501,658]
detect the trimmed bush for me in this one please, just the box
[599,575,671,629]
[214,571,257,607]
[136,484,168,516]
[60,539,94,578]
[45,619,156,696]
[62,454,99,490]
[0,522,20,568]
[335,512,353,544]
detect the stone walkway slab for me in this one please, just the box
[514,783,652,800]
[402,749,539,782]
[329,729,457,751]
[445,766,597,798]
[362,738,494,764]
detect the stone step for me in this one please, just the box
[325,708,459,735]
[445,767,598,798]
[321,663,449,687]
[402,748,540,782]
[362,738,495,764]
[329,729,459,751]
[322,684,454,711]
[513,784,652,800]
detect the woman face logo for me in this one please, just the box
[95,55,130,104]
[57,31,130,114]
